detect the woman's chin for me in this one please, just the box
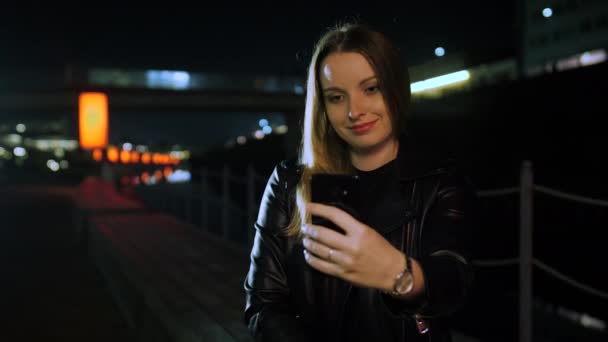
[347,138,382,153]
[346,133,396,154]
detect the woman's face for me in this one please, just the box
[319,52,394,153]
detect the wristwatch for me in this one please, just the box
[391,254,414,296]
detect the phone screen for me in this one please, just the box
[309,173,362,234]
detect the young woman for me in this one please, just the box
[244,23,476,342]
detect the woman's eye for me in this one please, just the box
[326,94,343,103]
[366,85,379,94]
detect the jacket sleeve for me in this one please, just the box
[383,168,476,318]
[243,163,309,342]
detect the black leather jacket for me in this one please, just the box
[244,138,476,342]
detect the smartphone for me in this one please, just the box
[309,173,363,234]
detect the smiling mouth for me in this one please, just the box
[351,121,375,129]
[351,119,378,130]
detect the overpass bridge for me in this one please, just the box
[0,67,306,155]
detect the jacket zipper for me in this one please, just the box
[335,282,352,341]
[414,177,443,338]
[335,172,445,339]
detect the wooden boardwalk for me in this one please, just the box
[0,185,133,341]
[74,177,253,342]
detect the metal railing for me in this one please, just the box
[475,161,608,342]
[133,160,608,341]
[133,164,267,245]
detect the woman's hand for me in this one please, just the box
[302,202,406,291]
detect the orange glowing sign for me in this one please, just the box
[79,92,109,149]
[92,148,103,162]
[154,170,163,181]
[141,153,151,164]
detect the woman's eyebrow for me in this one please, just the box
[322,75,378,93]
[358,75,377,85]
[322,86,343,93]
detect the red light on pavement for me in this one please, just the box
[120,176,130,186]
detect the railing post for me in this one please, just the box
[185,186,192,224]
[169,187,176,215]
[201,168,208,230]
[247,164,256,245]
[222,165,230,240]
[520,160,534,342]
[163,188,169,212]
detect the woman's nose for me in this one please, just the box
[347,96,366,120]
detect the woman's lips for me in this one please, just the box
[350,119,378,134]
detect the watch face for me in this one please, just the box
[396,271,414,294]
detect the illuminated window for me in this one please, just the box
[146,70,191,90]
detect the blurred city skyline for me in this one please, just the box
[0,1,521,150]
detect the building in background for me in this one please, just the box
[522,0,608,76]
[405,0,607,99]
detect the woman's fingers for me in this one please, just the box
[303,248,348,278]
[303,237,352,267]
[302,223,352,252]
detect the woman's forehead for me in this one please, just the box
[320,52,375,87]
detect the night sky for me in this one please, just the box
[1,1,517,74]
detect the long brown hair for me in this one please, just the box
[285,23,411,236]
